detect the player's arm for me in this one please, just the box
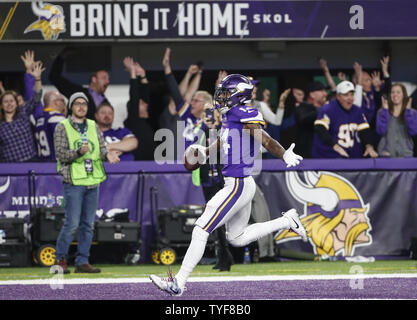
[184,137,219,168]
[187,136,219,157]
[244,123,302,167]
[244,123,285,159]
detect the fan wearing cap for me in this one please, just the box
[52,92,120,274]
[312,81,378,158]
[293,81,328,158]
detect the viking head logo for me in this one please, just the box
[276,171,372,256]
[24,2,65,40]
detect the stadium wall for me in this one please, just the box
[0,159,416,260]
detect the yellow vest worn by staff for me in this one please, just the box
[57,119,106,186]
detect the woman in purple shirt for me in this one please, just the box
[0,61,44,162]
[376,83,417,157]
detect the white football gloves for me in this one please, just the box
[283,143,303,168]
[184,144,207,165]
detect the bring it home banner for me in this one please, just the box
[0,160,417,258]
[0,1,417,41]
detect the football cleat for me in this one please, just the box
[282,208,308,242]
[149,274,184,297]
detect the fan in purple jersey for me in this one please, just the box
[95,102,138,161]
[34,91,66,161]
[150,74,306,297]
[312,81,378,159]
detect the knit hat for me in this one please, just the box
[68,92,89,110]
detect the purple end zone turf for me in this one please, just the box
[1,278,417,300]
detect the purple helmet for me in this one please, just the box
[214,74,254,114]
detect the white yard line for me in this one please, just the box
[0,273,417,286]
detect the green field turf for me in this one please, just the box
[0,260,416,281]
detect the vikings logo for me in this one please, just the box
[0,176,10,195]
[276,171,372,257]
[24,2,65,40]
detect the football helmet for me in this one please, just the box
[214,74,253,114]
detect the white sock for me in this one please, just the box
[229,216,290,247]
[175,226,209,289]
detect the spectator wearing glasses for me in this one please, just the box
[162,47,211,149]
[53,92,120,274]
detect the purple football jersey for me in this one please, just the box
[35,110,66,161]
[102,128,135,161]
[176,100,207,149]
[220,105,265,177]
[312,99,370,158]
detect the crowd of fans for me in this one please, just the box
[1,48,417,163]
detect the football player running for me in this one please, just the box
[150,74,306,297]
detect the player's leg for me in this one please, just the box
[227,208,307,246]
[226,209,291,247]
[150,224,209,296]
[198,177,249,233]
[174,225,209,288]
[225,179,304,246]
[175,177,248,289]
[150,177,244,296]
[202,185,233,271]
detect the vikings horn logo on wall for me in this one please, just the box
[24,1,66,40]
[0,176,10,195]
[275,171,373,257]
